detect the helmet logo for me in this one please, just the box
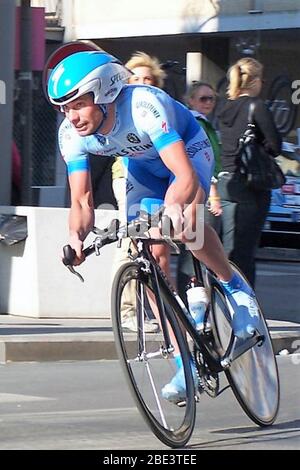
[104,87,117,98]
[110,71,128,86]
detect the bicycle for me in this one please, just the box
[62,207,280,448]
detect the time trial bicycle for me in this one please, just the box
[62,207,280,448]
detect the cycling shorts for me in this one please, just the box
[125,129,214,220]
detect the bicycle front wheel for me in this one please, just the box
[210,263,280,427]
[111,262,196,448]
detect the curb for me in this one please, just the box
[0,332,298,363]
[0,338,119,363]
[256,246,300,262]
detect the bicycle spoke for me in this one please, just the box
[111,262,196,448]
[145,361,168,429]
[210,263,280,426]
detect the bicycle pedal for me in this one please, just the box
[176,399,187,408]
[175,393,199,408]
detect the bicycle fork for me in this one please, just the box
[134,261,175,362]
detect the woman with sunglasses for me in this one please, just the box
[184,82,223,228]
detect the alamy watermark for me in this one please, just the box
[291,340,300,365]
[0,79,6,104]
[291,80,300,104]
[96,202,205,250]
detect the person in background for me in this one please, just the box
[125,51,166,88]
[217,57,282,286]
[111,52,166,333]
[89,154,117,209]
[184,81,222,230]
[177,81,222,302]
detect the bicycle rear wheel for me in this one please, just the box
[209,263,280,426]
[111,262,196,448]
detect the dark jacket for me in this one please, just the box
[217,96,282,173]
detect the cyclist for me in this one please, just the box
[47,51,259,404]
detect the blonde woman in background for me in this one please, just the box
[125,51,166,88]
[112,52,166,333]
[217,57,282,286]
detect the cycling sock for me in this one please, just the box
[174,354,183,370]
[220,272,259,339]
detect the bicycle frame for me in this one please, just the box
[62,213,265,373]
[63,213,280,443]
[131,237,221,373]
[131,236,264,374]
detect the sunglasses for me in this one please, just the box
[198,96,215,103]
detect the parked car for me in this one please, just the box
[262,143,300,248]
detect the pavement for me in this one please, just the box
[0,314,299,363]
[256,246,300,262]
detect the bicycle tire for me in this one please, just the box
[111,262,196,448]
[209,263,280,427]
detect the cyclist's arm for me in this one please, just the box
[58,121,95,263]
[158,141,202,235]
[68,169,95,264]
[159,141,199,207]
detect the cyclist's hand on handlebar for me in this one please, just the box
[62,238,85,266]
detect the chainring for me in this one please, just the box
[193,346,219,398]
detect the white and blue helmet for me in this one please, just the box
[47,51,132,107]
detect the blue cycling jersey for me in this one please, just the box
[58,84,214,210]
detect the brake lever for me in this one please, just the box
[62,245,85,283]
[67,265,85,283]
[161,235,181,254]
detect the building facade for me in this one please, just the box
[28,1,300,223]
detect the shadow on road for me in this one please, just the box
[189,419,300,449]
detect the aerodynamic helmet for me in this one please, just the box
[47,51,132,107]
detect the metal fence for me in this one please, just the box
[13,71,58,187]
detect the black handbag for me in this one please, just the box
[238,101,286,191]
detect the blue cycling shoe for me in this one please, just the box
[221,272,260,340]
[161,356,198,405]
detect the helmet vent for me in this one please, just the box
[52,88,79,104]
